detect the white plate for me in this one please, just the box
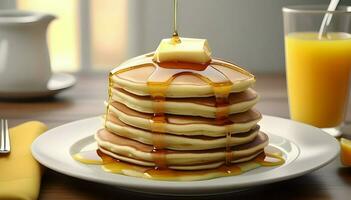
[31,115,339,195]
[0,73,76,99]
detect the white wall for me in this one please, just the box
[128,0,331,73]
[0,0,15,9]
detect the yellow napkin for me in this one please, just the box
[0,121,47,200]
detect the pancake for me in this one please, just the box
[95,129,268,170]
[106,114,260,150]
[111,53,255,98]
[107,101,262,136]
[111,87,259,118]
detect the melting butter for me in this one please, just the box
[153,37,212,64]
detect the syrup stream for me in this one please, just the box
[171,0,181,44]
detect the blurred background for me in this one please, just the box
[0,0,333,74]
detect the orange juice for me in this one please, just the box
[285,32,351,127]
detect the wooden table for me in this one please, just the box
[1,74,350,200]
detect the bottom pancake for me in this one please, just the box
[99,146,263,171]
[95,129,269,169]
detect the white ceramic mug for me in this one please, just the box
[0,10,55,92]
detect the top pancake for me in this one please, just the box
[111,53,255,98]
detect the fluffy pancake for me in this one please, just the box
[95,129,268,170]
[111,53,255,98]
[107,101,262,136]
[106,114,260,150]
[111,87,259,118]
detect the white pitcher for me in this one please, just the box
[0,10,55,92]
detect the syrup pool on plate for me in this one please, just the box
[72,146,285,181]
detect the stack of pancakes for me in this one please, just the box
[96,53,267,171]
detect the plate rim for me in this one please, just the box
[31,115,340,194]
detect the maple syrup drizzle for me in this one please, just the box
[148,60,239,167]
[72,146,285,181]
[148,87,168,169]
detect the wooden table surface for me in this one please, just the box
[1,74,351,200]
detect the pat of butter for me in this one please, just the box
[153,37,212,64]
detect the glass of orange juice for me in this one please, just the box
[283,5,351,136]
